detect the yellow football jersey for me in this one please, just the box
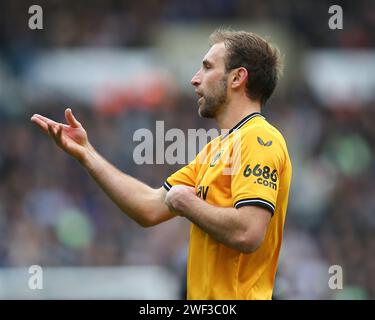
[163,112,292,300]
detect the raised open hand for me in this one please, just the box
[31,108,89,162]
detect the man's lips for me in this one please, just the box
[195,90,204,98]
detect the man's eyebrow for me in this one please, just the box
[202,59,213,67]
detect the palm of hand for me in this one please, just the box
[31,108,89,160]
[58,124,87,152]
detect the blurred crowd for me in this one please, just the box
[1,0,374,53]
[0,0,374,299]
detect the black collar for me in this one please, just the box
[222,112,264,139]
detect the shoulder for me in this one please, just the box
[239,119,290,163]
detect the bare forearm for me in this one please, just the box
[181,197,248,251]
[30,109,171,227]
[80,143,171,227]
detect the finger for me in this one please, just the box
[65,108,81,128]
[188,187,197,194]
[33,114,68,131]
[47,123,56,137]
[31,114,59,126]
[48,123,61,145]
[56,124,63,144]
[31,116,49,134]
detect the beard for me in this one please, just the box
[198,75,228,119]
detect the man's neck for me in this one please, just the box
[216,99,261,131]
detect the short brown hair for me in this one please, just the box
[209,29,283,106]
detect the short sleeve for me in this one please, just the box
[163,156,198,191]
[231,128,284,215]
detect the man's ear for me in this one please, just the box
[231,67,248,89]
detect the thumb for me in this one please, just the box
[180,186,196,195]
[188,186,197,194]
[65,108,81,128]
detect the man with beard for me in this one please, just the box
[31,29,292,300]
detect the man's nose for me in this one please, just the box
[191,70,201,86]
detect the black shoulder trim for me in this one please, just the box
[163,181,172,191]
[234,197,275,216]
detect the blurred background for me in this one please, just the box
[0,0,374,299]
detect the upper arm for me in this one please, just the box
[237,205,272,252]
[231,127,284,216]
